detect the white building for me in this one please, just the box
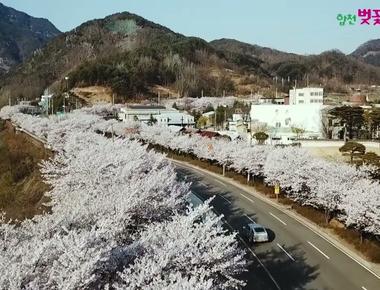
[118,105,194,127]
[154,112,195,127]
[289,87,324,105]
[250,87,326,143]
[118,105,173,122]
[228,114,248,134]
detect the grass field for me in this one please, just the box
[0,121,50,221]
[306,146,380,162]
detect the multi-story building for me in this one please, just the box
[250,87,326,143]
[289,87,324,105]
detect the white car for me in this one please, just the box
[243,223,269,243]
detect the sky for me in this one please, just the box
[2,0,380,55]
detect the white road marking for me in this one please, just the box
[173,161,380,280]
[307,241,330,260]
[220,195,232,204]
[361,286,368,290]
[213,208,281,290]
[277,243,296,262]
[245,214,255,223]
[244,241,281,290]
[269,212,287,226]
[199,181,207,187]
[241,194,255,203]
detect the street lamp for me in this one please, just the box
[64,76,69,114]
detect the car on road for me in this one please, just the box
[243,223,269,243]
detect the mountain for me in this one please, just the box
[351,39,380,67]
[211,38,380,91]
[0,11,271,106]
[210,38,303,66]
[1,10,380,107]
[0,2,60,75]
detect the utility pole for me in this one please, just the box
[249,115,253,147]
[223,105,227,130]
[214,111,217,131]
[112,94,115,106]
[158,92,160,105]
[111,124,114,143]
[201,90,204,98]
[64,76,69,114]
[8,95,11,107]
[63,95,66,114]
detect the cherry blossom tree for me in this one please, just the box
[0,106,247,289]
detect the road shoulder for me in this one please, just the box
[171,158,380,278]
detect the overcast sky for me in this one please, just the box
[2,0,380,55]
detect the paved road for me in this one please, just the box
[175,163,380,290]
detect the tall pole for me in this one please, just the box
[224,107,227,130]
[111,124,114,143]
[214,111,217,131]
[250,115,252,146]
[64,76,69,114]
[8,95,11,107]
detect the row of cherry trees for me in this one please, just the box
[0,106,246,289]
[111,121,380,237]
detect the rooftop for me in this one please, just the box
[127,105,167,110]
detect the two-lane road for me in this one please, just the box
[175,162,380,290]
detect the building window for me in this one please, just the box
[310,92,314,96]
[275,122,281,128]
[299,100,304,104]
[319,92,323,96]
[298,93,304,96]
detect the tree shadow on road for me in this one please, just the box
[177,169,321,290]
[246,244,320,290]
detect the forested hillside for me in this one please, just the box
[211,39,380,92]
[1,11,380,106]
[0,12,271,106]
[0,2,60,75]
